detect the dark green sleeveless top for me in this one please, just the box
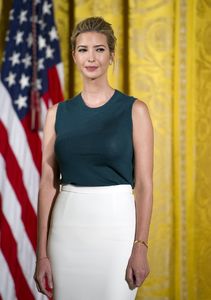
[54,89,136,188]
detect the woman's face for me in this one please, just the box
[72,31,114,81]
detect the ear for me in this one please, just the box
[72,50,76,63]
[110,51,115,64]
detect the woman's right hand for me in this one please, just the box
[33,257,54,298]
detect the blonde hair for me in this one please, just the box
[71,16,117,53]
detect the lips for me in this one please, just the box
[85,66,98,72]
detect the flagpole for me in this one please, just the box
[31,0,41,131]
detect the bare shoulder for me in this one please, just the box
[132,99,151,121]
[42,103,60,135]
[44,102,59,124]
[132,99,154,151]
[47,102,59,117]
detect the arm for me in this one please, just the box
[34,103,60,297]
[125,99,154,290]
[133,99,153,245]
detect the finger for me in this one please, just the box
[39,275,53,298]
[34,277,41,292]
[46,271,54,290]
[125,266,136,289]
[134,269,148,287]
[134,271,144,287]
[35,281,41,292]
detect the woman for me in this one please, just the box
[34,16,154,300]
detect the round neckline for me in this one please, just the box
[79,89,117,110]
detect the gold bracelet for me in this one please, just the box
[36,256,49,262]
[133,240,148,248]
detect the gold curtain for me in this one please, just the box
[1,0,211,299]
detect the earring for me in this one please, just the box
[109,60,112,65]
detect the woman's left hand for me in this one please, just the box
[125,243,150,290]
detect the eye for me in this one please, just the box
[96,48,105,52]
[78,48,87,52]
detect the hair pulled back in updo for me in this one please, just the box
[71,16,117,53]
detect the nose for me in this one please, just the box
[88,50,95,62]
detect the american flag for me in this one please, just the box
[0,0,64,299]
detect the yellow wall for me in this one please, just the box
[1,0,211,299]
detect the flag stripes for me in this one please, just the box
[0,156,36,285]
[0,122,37,250]
[0,251,17,300]
[0,1,64,299]
[21,116,42,174]
[0,82,40,212]
[0,194,35,300]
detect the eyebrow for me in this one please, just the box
[77,44,106,49]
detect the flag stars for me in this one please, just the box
[22,54,31,69]
[43,1,52,15]
[36,79,42,90]
[27,33,33,48]
[18,10,27,24]
[19,74,30,89]
[2,0,62,123]
[9,9,14,20]
[49,26,58,41]
[14,31,24,45]
[38,58,45,70]
[30,15,38,23]
[39,36,46,50]
[2,52,5,62]
[46,45,54,59]
[14,95,28,110]
[9,51,20,66]
[5,72,16,87]
[5,30,10,42]
[38,19,46,30]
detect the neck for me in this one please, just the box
[82,76,112,96]
[81,78,115,106]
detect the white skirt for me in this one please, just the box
[47,183,138,300]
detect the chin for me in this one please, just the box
[82,71,105,81]
[85,74,100,80]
